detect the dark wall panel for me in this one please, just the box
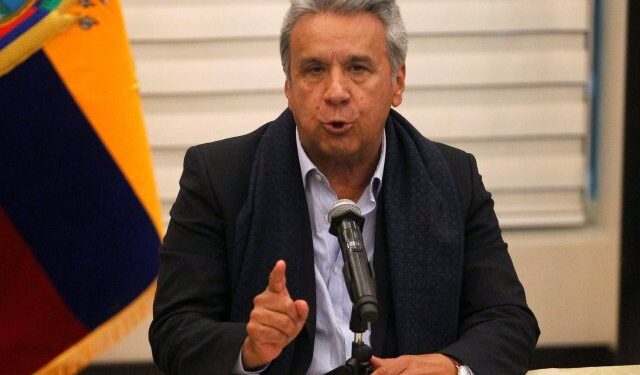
[618,0,640,364]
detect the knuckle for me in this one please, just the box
[246,321,257,335]
[249,309,260,321]
[253,293,263,305]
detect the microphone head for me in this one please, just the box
[327,199,361,222]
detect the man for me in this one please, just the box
[149,1,540,374]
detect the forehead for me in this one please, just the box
[289,12,388,61]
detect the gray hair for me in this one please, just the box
[280,0,408,80]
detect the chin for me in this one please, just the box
[322,145,361,161]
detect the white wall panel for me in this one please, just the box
[135,50,586,94]
[152,144,584,199]
[144,87,586,146]
[152,138,584,191]
[144,99,585,147]
[123,0,587,41]
[126,0,591,230]
[494,190,585,228]
[133,34,588,94]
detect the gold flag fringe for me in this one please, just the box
[34,280,157,375]
[0,0,76,77]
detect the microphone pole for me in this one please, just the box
[325,199,378,375]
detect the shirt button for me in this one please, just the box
[334,265,341,274]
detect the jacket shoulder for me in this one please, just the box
[185,124,270,222]
[434,142,474,217]
[434,142,470,174]
[192,124,269,168]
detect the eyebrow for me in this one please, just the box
[299,57,327,67]
[298,55,374,67]
[348,55,374,65]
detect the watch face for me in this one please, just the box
[458,365,473,375]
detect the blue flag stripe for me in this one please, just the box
[0,51,159,329]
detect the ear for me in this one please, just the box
[284,79,291,103]
[391,65,406,107]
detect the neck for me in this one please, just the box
[314,147,380,202]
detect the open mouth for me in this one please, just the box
[323,120,353,131]
[329,121,347,129]
[321,119,354,134]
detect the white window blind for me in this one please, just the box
[123,0,591,230]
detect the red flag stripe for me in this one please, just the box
[0,207,88,374]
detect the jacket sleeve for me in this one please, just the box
[440,152,540,375]
[149,145,247,375]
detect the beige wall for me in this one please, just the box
[94,0,628,363]
[507,0,627,348]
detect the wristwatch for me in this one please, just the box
[454,363,473,375]
[447,355,473,375]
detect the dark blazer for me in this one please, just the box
[150,121,539,375]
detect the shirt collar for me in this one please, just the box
[296,128,385,199]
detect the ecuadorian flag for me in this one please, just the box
[0,1,161,374]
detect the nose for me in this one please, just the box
[323,69,350,105]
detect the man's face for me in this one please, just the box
[285,12,405,167]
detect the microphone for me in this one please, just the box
[328,199,378,323]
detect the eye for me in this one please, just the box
[349,63,370,75]
[352,64,367,72]
[305,64,325,75]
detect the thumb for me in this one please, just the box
[294,299,309,327]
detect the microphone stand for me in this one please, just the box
[325,201,377,375]
[324,301,374,375]
[323,308,374,375]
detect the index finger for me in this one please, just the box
[267,260,287,294]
